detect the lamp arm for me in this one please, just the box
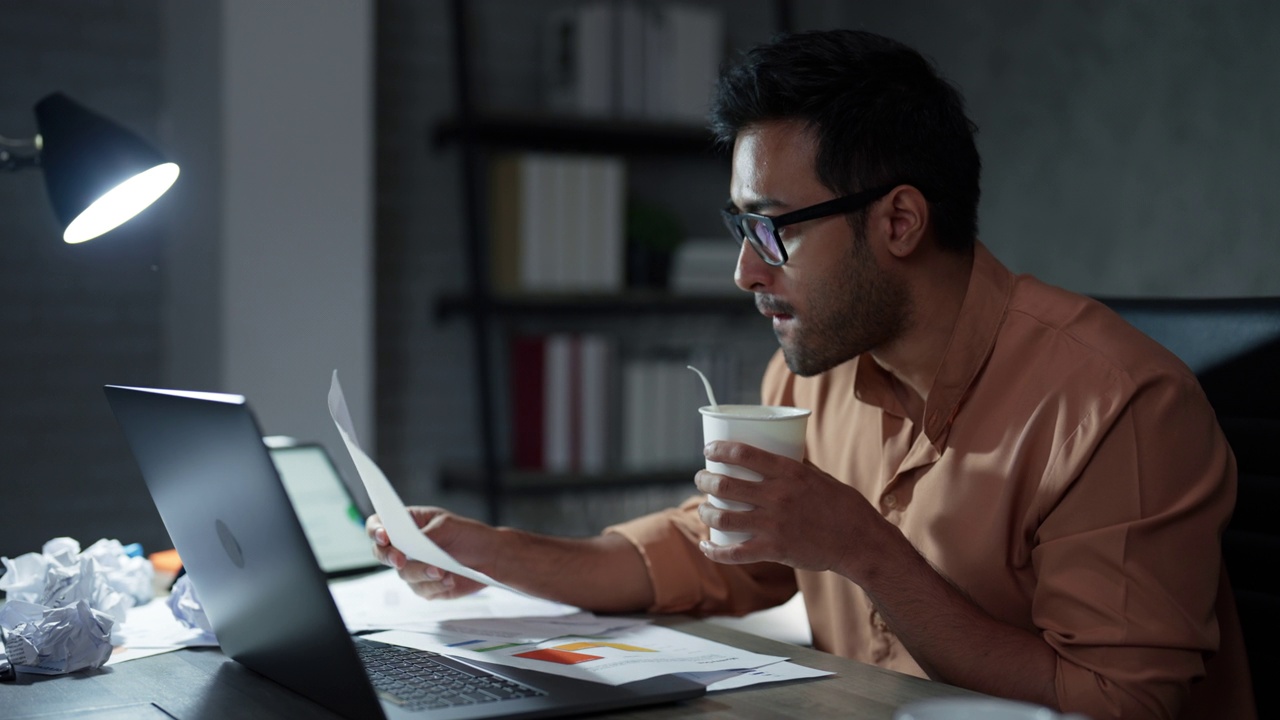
[0,134,40,172]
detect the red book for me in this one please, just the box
[510,335,546,469]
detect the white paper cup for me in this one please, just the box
[699,404,811,546]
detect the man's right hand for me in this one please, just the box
[366,506,498,601]
[366,506,655,613]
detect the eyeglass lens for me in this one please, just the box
[743,217,783,263]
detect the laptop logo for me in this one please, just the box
[216,519,246,568]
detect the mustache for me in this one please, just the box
[756,295,796,317]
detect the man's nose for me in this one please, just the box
[734,239,772,292]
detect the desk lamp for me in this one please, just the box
[0,92,179,244]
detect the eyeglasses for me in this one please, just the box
[720,184,896,266]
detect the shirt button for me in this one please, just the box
[883,494,898,510]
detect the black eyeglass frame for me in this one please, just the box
[720,184,898,266]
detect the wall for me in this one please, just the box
[161,0,377,532]
[847,1,1280,297]
[0,0,375,557]
[0,1,168,554]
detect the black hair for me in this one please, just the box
[710,30,981,252]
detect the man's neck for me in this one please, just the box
[869,247,975,423]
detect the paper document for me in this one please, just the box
[112,596,217,650]
[678,660,833,691]
[366,624,786,686]
[328,372,522,595]
[436,612,648,644]
[332,570,579,633]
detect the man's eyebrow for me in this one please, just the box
[728,196,786,214]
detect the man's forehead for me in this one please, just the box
[730,120,821,209]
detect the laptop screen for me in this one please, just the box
[269,442,379,577]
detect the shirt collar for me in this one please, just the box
[853,241,1013,448]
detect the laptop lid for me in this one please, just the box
[104,385,704,720]
[268,440,381,578]
[105,385,388,719]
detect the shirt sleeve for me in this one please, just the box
[1031,367,1236,720]
[604,496,798,616]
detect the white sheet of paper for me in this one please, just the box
[112,596,218,649]
[679,660,834,691]
[331,569,578,633]
[327,371,522,595]
[105,645,183,666]
[365,624,787,686]
[435,613,648,644]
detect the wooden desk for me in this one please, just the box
[1,617,980,719]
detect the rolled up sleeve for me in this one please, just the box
[606,495,798,616]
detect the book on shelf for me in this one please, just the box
[620,353,716,473]
[542,1,725,123]
[489,153,626,294]
[543,333,576,472]
[508,336,742,478]
[509,333,615,474]
[644,4,724,122]
[578,335,611,474]
[509,334,547,469]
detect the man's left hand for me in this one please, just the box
[694,440,890,578]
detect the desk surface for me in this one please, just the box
[1,617,980,719]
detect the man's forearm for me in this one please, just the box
[850,526,1060,708]
[487,529,655,613]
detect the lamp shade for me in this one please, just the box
[34,92,179,243]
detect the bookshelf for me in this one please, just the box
[438,0,791,525]
[435,290,757,321]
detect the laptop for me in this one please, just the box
[104,385,705,720]
[267,439,383,578]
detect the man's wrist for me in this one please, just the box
[484,526,524,583]
[834,512,910,587]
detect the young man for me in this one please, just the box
[370,30,1253,719]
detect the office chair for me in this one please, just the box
[1101,297,1280,718]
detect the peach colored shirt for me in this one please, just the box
[609,244,1254,720]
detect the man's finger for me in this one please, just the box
[699,538,759,565]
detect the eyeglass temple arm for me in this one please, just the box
[774,185,899,227]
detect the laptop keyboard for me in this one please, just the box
[358,642,546,712]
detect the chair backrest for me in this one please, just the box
[1102,297,1280,718]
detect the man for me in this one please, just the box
[370,30,1253,719]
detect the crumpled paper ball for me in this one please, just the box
[82,538,154,607]
[166,574,214,635]
[0,536,156,675]
[0,536,153,625]
[0,600,114,675]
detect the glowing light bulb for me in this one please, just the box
[62,162,180,244]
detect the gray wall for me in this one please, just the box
[847,1,1280,296]
[0,0,375,557]
[1,1,168,554]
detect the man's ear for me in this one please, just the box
[880,185,929,259]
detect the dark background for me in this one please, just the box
[2,0,1277,556]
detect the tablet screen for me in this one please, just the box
[270,443,380,577]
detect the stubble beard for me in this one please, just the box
[776,230,911,377]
